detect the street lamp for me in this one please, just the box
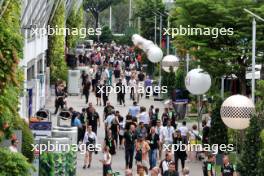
[244,9,264,104]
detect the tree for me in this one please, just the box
[0,0,24,141]
[258,129,264,176]
[237,113,263,176]
[209,98,228,147]
[162,66,177,98]
[171,0,264,95]
[48,1,68,83]
[134,0,166,41]
[100,26,113,43]
[66,0,84,49]
[83,0,122,29]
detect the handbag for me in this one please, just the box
[135,149,142,161]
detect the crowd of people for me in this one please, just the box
[52,43,237,176]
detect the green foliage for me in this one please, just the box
[40,149,76,176]
[209,99,228,147]
[162,67,177,97]
[171,0,264,95]
[134,0,166,40]
[258,129,264,176]
[100,26,113,43]
[0,0,23,141]
[237,113,263,176]
[256,80,264,111]
[0,148,34,176]
[114,27,137,46]
[13,118,34,163]
[175,66,185,90]
[48,1,68,84]
[66,1,84,49]
[39,152,55,176]
[83,0,122,28]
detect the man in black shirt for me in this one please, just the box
[123,124,137,169]
[221,155,236,176]
[86,104,100,134]
[146,126,160,170]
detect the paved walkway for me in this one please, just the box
[45,89,203,176]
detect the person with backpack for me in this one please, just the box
[188,124,200,162]
[221,155,236,176]
[203,153,216,176]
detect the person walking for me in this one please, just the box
[116,79,126,106]
[221,155,236,176]
[87,104,100,134]
[83,125,97,169]
[135,134,150,175]
[147,126,160,170]
[104,130,117,155]
[100,146,112,176]
[123,124,137,169]
[173,130,187,172]
[83,78,91,104]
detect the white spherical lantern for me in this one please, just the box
[162,55,180,72]
[220,95,255,130]
[132,34,145,47]
[142,40,155,52]
[147,46,163,63]
[185,68,211,95]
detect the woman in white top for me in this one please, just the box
[100,146,112,176]
[83,125,97,169]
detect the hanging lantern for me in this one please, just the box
[132,34,145,48]
[142,40,155,52]
[147,46,163,63]
[220,94,255,130]
[185,68,211,95]
[162,55,180,72]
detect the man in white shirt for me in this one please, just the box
[162,119,174,145]
[178,121,189,144]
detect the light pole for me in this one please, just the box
[109,6,112,30]
[244,9,264,104]
[129,0,132,27]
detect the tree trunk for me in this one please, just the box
[239,75,247,96]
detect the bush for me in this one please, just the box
[209,99,228,147]
[48,1,68,84]
[100,26,113,43]
[237,113,263,176]
[13,118,34,163]
[0,148,34,176]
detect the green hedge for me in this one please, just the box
[48,1,68,84]
[0,0,23,141]
[0,148,34,176]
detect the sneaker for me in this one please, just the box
[83,165,86,169]
[88,164,90,168]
